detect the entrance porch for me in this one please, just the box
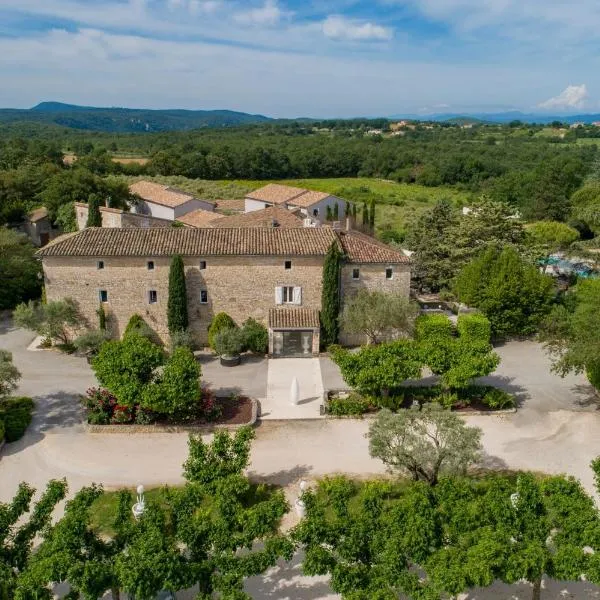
[268,308,320,357]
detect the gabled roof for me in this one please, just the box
[37,225,410,264]
[246,184,332,208]
[176,209,225,228]
[37,227,339,258]
[246,184,307,205]
[129,181,215,209]
[338,230,410,264]
[211,206,303,229]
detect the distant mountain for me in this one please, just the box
[390,110,600,125]
[0,102,274,132]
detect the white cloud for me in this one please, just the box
[537,84,589,110]
[322,15,393,41]
[233,0,286,26]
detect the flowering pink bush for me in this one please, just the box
[111,404,134,424]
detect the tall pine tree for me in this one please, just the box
[86,194,102,227]
[369,199,375,231]
[320,242,342,348]
[168,254,188,333]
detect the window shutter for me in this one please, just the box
[293,286,302,305]
[275,286,283,305]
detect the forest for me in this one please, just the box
[0,119,599,234]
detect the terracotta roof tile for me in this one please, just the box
[176,209,224,228]
[287,190,331,208]
[246,184,308,205]
[339,230,410,264]
[269,308,320,329]
[37,227,339,258]
[130,181,215,208]
[214,199,246,213]
[28,207,48,222]
[211,206,303,229]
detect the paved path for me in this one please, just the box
[263,358,324,419]
[3,322,600,597]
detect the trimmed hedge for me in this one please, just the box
[328,394,371,416]
[457,313,492,342]
[415,313,454,341]
[0,396,34,442]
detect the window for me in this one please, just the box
[99,290,108,303]
[284,260,292,270]
[200,290,208,304]
[148,290,157,304]
[312,208,319,217]
[385,267,393,280]
[352,268,360,280]
[147,260,154,270]
[276,285,301,305]
[200,260,207,270]
[97,260,104,270]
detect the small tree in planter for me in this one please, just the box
[213,328,244,366]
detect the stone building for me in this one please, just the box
[244,184,345,225]
[74,203,173,230]
[38,227,410,355]
[129,181,215,220]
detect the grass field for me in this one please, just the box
[125,175,470,236]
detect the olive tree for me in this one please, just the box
[368,404,482,485]
[340,289,418,344]
[0,350,20,398]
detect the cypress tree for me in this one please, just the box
[326,205,333,221]
[320,242,342,348]
[362,202,369,227]
[97,304,106,330]
[352,203,358,219]
[369,199,375,231]
[86,193,102,227]
[333,202,339,220]
[168,254,188,333]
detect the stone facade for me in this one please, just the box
[339,262,411,346]
[43,254,325,346]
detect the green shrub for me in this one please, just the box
[587,364,600,392]
[242,318,268,354]
[482,388,515,409]
[374,392,405,411]
[0,396,34,442]
[213,328,244,357]
[74,329,109,356]
[170,329,195,353]
[123,314,156,341]
[415,313,454,341]
[457,313,492,342]
[208,313,237,350]
[328,394,370,416]
[435,392,459,409]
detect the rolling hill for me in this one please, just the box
[0,102,274,132]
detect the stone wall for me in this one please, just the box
[339,263,411,346]
[75,203,172,230]
[43,255,325,345]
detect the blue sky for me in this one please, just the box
[1,0,599,117]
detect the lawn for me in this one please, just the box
[89,482,281,537]
[125,174,470,237]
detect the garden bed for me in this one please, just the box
[324,384,516,417]
[85,391,257,433]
